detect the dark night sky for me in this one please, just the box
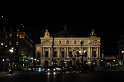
[1,8,124,55]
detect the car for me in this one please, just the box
[35,66,45,72]
[44,66,63,75]
[45,66,56,72]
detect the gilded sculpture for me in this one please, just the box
[43,29,50,38]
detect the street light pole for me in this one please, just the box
[80,41,84,72]
[51,37,54,66]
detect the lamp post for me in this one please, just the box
[80,41,84,72]
[31,57,33,66]
[9,47,14,54]
[9,47,14,72]
[51,37,54,66]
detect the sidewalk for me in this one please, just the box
[0,71,22,74]
[94,66,124,71]
[0,71,9,74]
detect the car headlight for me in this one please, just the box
[47,68,50,71]
[53,68,56,71]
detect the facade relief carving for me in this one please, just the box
[89,39,100,45]
[41,39,51,45]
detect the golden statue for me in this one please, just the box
[44,29,50,38]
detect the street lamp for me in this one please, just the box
[80,41,85,72]
[9,48,14,54]
[8,47,14,71]
[51,37,54,66]
[30,57,34,66]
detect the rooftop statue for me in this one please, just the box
[44,29,50,38]
[44,29,50,36]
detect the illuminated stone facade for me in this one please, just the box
[36,29,101,66]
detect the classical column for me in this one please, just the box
[90,47,92,62]
[58,48,60,58]
[50,47,52,58]
[64,48,66,58]
[98,47,100,58]
[40,47,43,65]
[64,48,67,67]
[65,48,67,58]
[91,47,93,57]
[87,47,90,59]
[67,47,69,58]
[41,47,43,58]
[57,48,61,66]
[50,47,53,66]
[97,47,100,66]
[42,47,45,66]
[96,47,98,58]
[46,47,50,66]
[48,47,51,58]
[42,47,45,58]
[72,48,75,57]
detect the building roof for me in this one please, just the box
[52,24,78,37]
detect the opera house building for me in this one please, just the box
[36,27,101,67]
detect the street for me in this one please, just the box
[0,71,124,82]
